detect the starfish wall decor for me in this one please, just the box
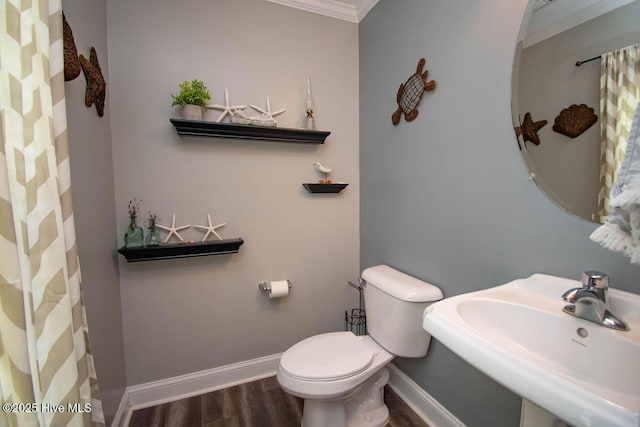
[79,47,106,117]
[62,13,81,81]
[518,112,547,146]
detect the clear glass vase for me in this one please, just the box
[145,227,161,247]
[124,216,144,248]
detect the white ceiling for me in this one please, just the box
[264,0,379,23]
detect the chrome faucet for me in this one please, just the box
[562,271,629,331]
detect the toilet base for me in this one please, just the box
[300,367,390,427]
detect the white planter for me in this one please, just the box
[182,104,203,121]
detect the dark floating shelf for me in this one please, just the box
[170,118,330,144]
[303,183,349,194]
[118,238,244,262]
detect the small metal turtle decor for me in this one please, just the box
[392,58,436,125]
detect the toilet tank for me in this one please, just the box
[362,265,443,357]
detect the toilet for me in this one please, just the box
[277,264,443,427]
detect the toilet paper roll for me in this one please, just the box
[269,280,289,299]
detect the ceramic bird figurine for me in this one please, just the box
[313,162,334,183]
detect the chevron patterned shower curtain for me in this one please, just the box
[0,1,105,426]
[597,44,640,221]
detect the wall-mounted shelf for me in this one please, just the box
[170,118,330,144]
[117,238,244,262]
[303,183,349,193]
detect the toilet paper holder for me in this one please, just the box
[258,280,292,293]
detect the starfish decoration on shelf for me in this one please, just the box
[193,214,227,241]
[249,96,286,122]
[206,88,247,123]
[517,112,548,147]
[79,47,106,117]
[156,213,191,244]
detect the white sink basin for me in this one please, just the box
[422,274,640,427]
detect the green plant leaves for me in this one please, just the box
[171,79,211,107]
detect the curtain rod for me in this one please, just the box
[575,55,600,66]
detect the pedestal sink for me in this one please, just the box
[422,274,640,427]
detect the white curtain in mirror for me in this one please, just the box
[591,98,640,264]
[597,44,640,220]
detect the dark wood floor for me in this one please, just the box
[129,376,428,427]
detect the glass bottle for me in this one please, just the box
[124,216,144,248]
[303,77,315,130]
[145,226,161,247]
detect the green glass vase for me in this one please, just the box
[145,227,161,247]
[124,216,144,248]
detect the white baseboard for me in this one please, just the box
[111,391,131,427]
[111,355,462,427]
[110,353,282,427]
[387,363,465,427]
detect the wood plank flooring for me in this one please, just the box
[129,376,428,427]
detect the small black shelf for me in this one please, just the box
[170,118,330,144]
[303,183,349,193]
[118,238,244,262]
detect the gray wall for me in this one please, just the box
[106,0,360,385]
[360,1,640,426]
[62,0,126,424]
[518,1,640,221]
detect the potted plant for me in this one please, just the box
[171,79,211,121]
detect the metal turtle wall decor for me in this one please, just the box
[392,58,436,125]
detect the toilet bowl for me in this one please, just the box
[276,265,443,427]
[277,332,393,427]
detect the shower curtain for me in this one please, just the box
[0,1,105,426]
[596,44,640,220]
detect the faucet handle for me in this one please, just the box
[581,271,609,289]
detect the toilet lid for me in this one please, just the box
[280,332,374,381]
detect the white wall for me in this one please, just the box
[62,0,126,424]
[107,0,360,385]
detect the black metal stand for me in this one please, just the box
[345,279,367,336]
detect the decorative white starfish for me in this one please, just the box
[193,214,227,241]
[206,88,247,122]
[249,96,286,121]
[156,213,191,244]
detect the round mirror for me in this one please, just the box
[512,0,640,222]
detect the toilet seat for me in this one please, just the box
[280,332,374,381]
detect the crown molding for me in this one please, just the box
[264,0,379,23]
[355,0,379,22]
